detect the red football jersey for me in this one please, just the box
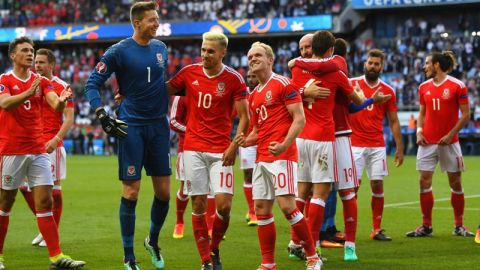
[42,76,74,147]
[169,64,248,153]
[291,66,353,141]
[0,71,54,154]
[295,56,352,134]
[249,73,302,162]
[419,75,469,144]
[349,76,397,147]
[169,96,187,152]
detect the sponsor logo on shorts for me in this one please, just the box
[127,166,136,176]
[3,175,13,184]
[318,153,328,171]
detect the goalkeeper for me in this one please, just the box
[84,2,171,270]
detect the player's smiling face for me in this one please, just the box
[423,56,436,79]
[11,42,34,69]
[136,10,159,39]
[247,47,272,74]
[201,40,226,70]
[35,54,53,77]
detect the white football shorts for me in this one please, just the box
[252,160,297,200]
[416,142,465,172]
[0,154,53,190]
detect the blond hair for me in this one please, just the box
[250,41,275,61]
[202,31,228,48]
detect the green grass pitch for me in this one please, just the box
[4,155,480,269]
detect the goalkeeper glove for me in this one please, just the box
[96,108,128,138]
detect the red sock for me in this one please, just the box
[36,210,61,257]
[206,197,216,231]
[192,213,211,263]
[210,212,229,251]
[291,198,306,244]
[243,183,254,214]
[52,188,62,227]
[420,189,434,227]
[175,190,189,224]
[304,196,311,218]
[286,209,316,258]
[257,214,276,265]
[371,191,384,230]
[20,186,36,214]
[340,190,357,243]
[451,191,464,226]
[307,198,325,245]
[0,210,10,254]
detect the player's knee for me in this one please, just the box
[192,197,207,214]
[154,190,170,201]
[35,197,52,211]
[216,205,231,219]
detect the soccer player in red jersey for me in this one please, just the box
[170,96,189,239]
[406,51,473,237]
[168,31,249,270]
[0,37,84,269]
[18,48,75,247]
[350,49,404,241]
[240,69,260,226]
[237,41,321,270]
[349,49,404,241]
[291,30,365,262]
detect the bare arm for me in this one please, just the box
[166,81,183,95]
[416,105,427,145]
[45,107,74,153]
[45,86,72,112]
[347,82,366,105]
[387,111,404,167]
[438,103,470,145]
[0,78,40,110]
[268,102,305,156]
[222,99,249,166]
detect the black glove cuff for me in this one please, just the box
[96,108,107,120]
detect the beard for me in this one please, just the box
[365,69,380,82]
[425,69,436,79]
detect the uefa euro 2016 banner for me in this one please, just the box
[352,0,480,9]
[0,15,332,43]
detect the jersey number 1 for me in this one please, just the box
[147,67,151,83]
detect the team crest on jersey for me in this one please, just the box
[216,82,226,97]
[0,84,5,93]
[96,62,107,74]
[127,166,136,176]
[2,175,13,184]
[265,90,273,104]
[442,88,450,99]
[156,53,164,66]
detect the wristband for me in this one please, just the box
[416,127,423,134]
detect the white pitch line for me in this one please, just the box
[390,206,480,211]
[385,194,480,208]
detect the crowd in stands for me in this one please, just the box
[0,0,344,27]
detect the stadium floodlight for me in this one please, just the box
[477,31,480,36]
[473,32,477,36]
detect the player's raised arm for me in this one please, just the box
[0,76,40,110]
[45,84,71,112]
